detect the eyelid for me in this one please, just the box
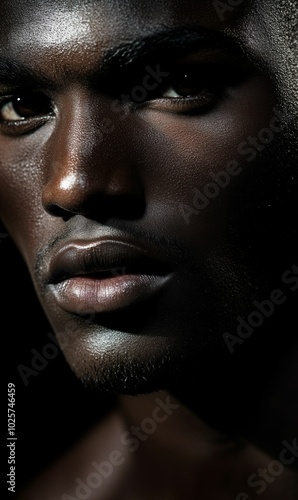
[122,50,249,96]
[0,115,54,136]
[0,92,55,136]
[0,90,54,103]
[173,46,248,65]
[129,55,250,114]
[134,90,223,115]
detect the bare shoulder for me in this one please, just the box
[16,410,131,500]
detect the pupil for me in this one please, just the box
[14,97,35,118]
[173,72,204,97]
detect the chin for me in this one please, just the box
[69,352,178,396]
[54,324,190,396]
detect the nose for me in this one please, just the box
[42,90,144,220]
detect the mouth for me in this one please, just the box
[47,238,173,315]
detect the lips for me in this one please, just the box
[47,238,173,315]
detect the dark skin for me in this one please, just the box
[1,0,298,498]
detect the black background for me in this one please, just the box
[1,235,116,496]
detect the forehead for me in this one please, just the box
[0,0,234,29]
[0,0,247,51]
[0,0,250,85]
[0,0,296,104]
[0,1,295,57]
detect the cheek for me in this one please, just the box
[0,131,51,263]
[126,76,275,254]
[138,76,274,195]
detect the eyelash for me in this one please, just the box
[138,90,223,114]
[0,93,55,136]
[126,62,240,113]
[0,64,241,136]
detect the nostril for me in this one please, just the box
[43,193,145,221]
[44,203,74,218]
[41,176,93,217]
[41,155,146,219]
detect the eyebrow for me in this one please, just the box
[0,26,239,90]
[0,58,54,90]
[101,26,239,74]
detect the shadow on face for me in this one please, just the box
[0,0,297,469]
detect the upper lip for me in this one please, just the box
[47,238,173,285]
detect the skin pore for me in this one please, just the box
[1,0,297,498]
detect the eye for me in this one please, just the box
[0,92,54,134]
[162,68,211,99]
[135,60,248,115]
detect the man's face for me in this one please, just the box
[0,0,297,394]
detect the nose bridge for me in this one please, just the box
[51,89,108,184]
[42,89,132,214]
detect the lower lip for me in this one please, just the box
[51,274,171,315]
